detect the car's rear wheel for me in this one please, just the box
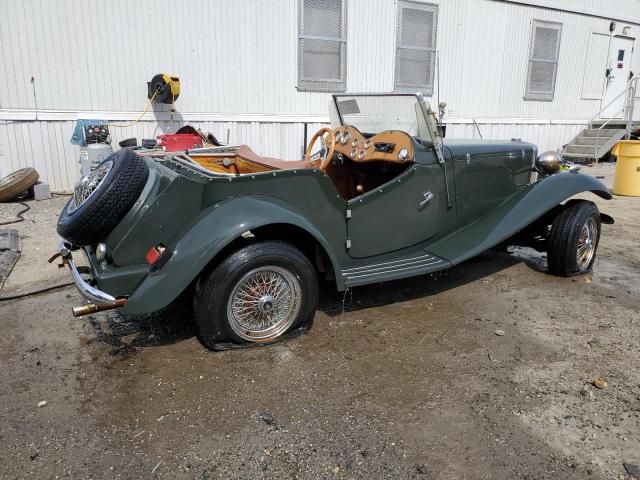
[547,200,601,276]
[193,241,318,349]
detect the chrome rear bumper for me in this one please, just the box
[49,241,127,316]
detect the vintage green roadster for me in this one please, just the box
[52,93,612,349]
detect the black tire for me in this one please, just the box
[193,241,318,349]
[547,200,601,276]
[57,149,149,246]
[0,168,39,202]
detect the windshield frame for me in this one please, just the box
[330,93,443,160]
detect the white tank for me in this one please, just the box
[80,143,113,176]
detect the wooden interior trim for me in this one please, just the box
[334,126,415,164]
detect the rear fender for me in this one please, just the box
[121,195,342,315]
[428,173,611,264]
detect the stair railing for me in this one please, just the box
[587,75,639,161]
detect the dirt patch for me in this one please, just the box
[0,164,639,479]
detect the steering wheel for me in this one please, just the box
[305,127,335,171]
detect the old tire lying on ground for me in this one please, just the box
[547,200,601,276]
[0,168,40,202]
[193,241,319,349]
[57,149,149,246]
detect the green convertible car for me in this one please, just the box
[52,93,612,349]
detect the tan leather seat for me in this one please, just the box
[236,145,314,170]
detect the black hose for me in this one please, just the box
[0,282,74,301]
[0,201,30,226]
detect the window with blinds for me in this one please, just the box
[525,20,562,101]
[297,0,347,92]
[395,1,438,94]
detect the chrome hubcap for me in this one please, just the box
[68,161,113,214]
[227,266,302,342]
[577,217,597,271]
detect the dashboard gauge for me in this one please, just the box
[341,131,351,145]
[398,148,409,161]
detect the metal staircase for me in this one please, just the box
[562,75,639,162]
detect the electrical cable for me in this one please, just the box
[0,201,30,226]
[0,282,74,301]
[108,91,158,128]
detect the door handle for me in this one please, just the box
[419,191,434,208]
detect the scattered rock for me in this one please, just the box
[37,401,47,408]
[579,386,593,398]
[624,463,640,480]
[332,465,341,474]
[592,377,608,389]
[494,329,505,336]
[416,464,430,475]
[29,452,38,461]
[259,412,276,426]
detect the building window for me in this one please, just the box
[395,1,438,94]
[525,20,562,101]
[297,0,347,92]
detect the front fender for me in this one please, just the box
[121,195,343,315]
[428,172,611,264]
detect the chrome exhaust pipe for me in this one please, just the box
[72,298,127,317]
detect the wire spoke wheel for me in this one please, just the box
[227,266,302,342]
[576,217,597,271]
[67,161,113,214]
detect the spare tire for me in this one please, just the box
[57,149,149,246]
[0,168,40,202]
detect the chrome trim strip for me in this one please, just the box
[343,259,444,280]
[343,257,442,276]
[342,253,437,273]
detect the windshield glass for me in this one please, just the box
[333,94,430,141]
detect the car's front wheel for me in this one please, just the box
[193,241,318,349]
[547,200,601,276]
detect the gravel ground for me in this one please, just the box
[0,163,639,479]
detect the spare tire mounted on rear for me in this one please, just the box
[57,149,149,246]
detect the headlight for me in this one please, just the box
[535,151,562,175]
[96,243,107,262]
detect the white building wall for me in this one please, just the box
[1,0,639,190]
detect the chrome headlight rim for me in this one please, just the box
[535,150,562,176]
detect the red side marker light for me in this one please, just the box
[146,244,167,266]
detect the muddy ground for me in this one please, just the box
[0,163,639,480]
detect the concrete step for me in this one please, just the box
[565,145,601,155]
[591,119,629,128]
[581,128,623,137]
[561,152,595,161]
[572,136,617,146]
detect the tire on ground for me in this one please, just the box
[547,200,601,276]
[57,149,149,246]
[0,168,40,202]
[193,241,319,349]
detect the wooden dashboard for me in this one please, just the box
[333,125,414,164]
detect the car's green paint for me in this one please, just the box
[120,193,346,315]
[83,103,611,316]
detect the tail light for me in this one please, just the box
[146,244,171,271]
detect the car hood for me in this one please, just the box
[443,138,537,157]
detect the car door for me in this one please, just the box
[346,149,455,259]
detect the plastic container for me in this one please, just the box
[158,134,203,152]
[611,140,640,197]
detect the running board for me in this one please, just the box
[341,251,450,287]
